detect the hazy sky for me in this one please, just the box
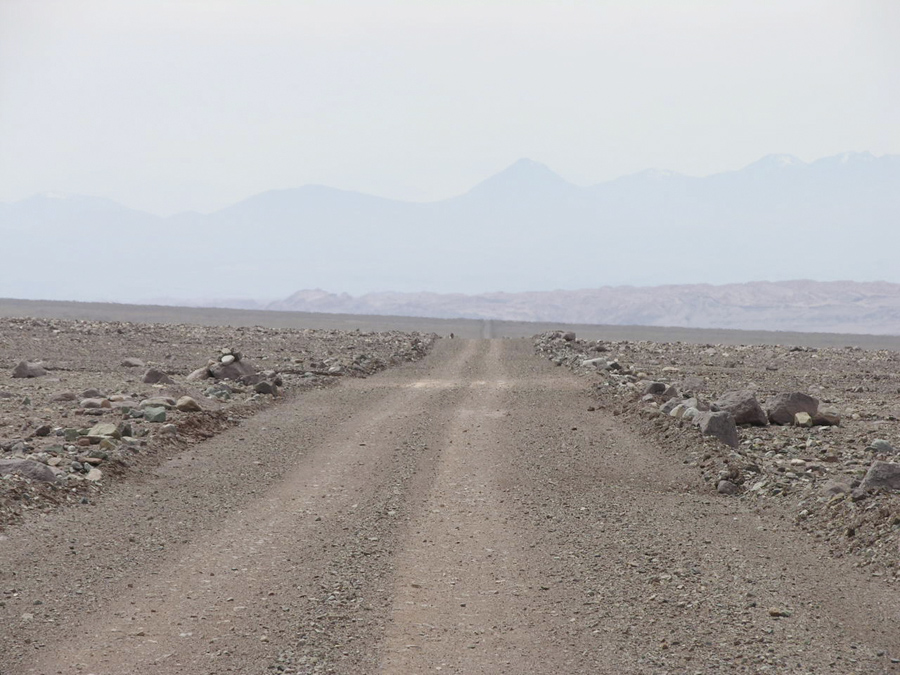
[1,0,898,215]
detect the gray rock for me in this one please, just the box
[80,398,109,409]
[254,381,278,396]
[143,368,174,385]
[660,398,682,415]
[641,381,667,396]
[221,354,235,365]
[717,479,740,495]
[562,332,576,342]
[580,357,606,368]
[661,385,679,401]
[859,461,900,491]
[81,388,102,398]
[121,357,145,368]
[764,392,819,425]
[175,396,202,412]
[12,361,46,378]
[143,407,167,423]
[866,439,895,454]
[680,375,706,393]
[697,411,739,448]
[50,392,77,402]
[186,367,210,382]
[209,358,259,384]
[140,396,176,409]
[87,422,119,438]
[821,480,852,497]
[0,458,57,482]
[713,390,768,426]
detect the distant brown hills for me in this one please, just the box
[267,281,900,335]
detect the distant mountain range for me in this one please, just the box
[263,280,900,335]
[2,151,899,312]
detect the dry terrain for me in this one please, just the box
[0,307,899,673]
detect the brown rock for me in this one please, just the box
[713,390,768,426]
[0,458,57,482]
[764,392,819,425]
[12,361,46,378]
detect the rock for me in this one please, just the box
[34,424,52,437]
[0,458,57,482]
[143,368,174,385]
[859,461,900,491]
[660,398,682,415]
[682,397,710,412]
[581,357,606,368]
[717,479,740,495]
[12,361,46,378]
[175,396,202,412]
[143,407,167,423]
[641,381,667,396]
[50,392,77,402]
[186,367,210,382]
[160,423,178,435]
[813,409,841,426]
[0,391,14,398]
[121,357,145,368]
[764,392,819,425]
[681,406,700,422]
[562,332,576,342]
[821,480,852,497]
[81,388,103,399]
[254,381,278,396]
[209,358,259,384]
[661,385,679,401]
[80,398,110,409]
[696,411,739,448]
[866,439,895,453]
[221,354,235,365]
[680,375,706,393]
[85,468,103,482]
[794,412,814,427]
[88,422,119,438]
[140,396,176,409]
[713,390,768,426]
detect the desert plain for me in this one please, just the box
[0,300,899,674]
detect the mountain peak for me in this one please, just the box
[461,158,576,200]
[744,154,806,172]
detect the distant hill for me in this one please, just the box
[268,281,900,335]
[1,152,899,304]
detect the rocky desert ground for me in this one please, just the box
[534,331,900,577]
[0,316,435,527]
[1,305,899,674]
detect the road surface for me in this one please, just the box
[1,339,898,674]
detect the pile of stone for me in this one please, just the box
[0,317,438,526]
[534,329,900,575]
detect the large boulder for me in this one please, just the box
[0,458,57,482]
[713,390,768,426]
[764,393,819,426]
[859,461,900,492]
[696,411,739,448]
[12,361,46,378]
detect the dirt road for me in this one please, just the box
[1,339,899,674]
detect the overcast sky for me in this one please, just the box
[1,0,898,215]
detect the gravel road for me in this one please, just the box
[1,339,899,674]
